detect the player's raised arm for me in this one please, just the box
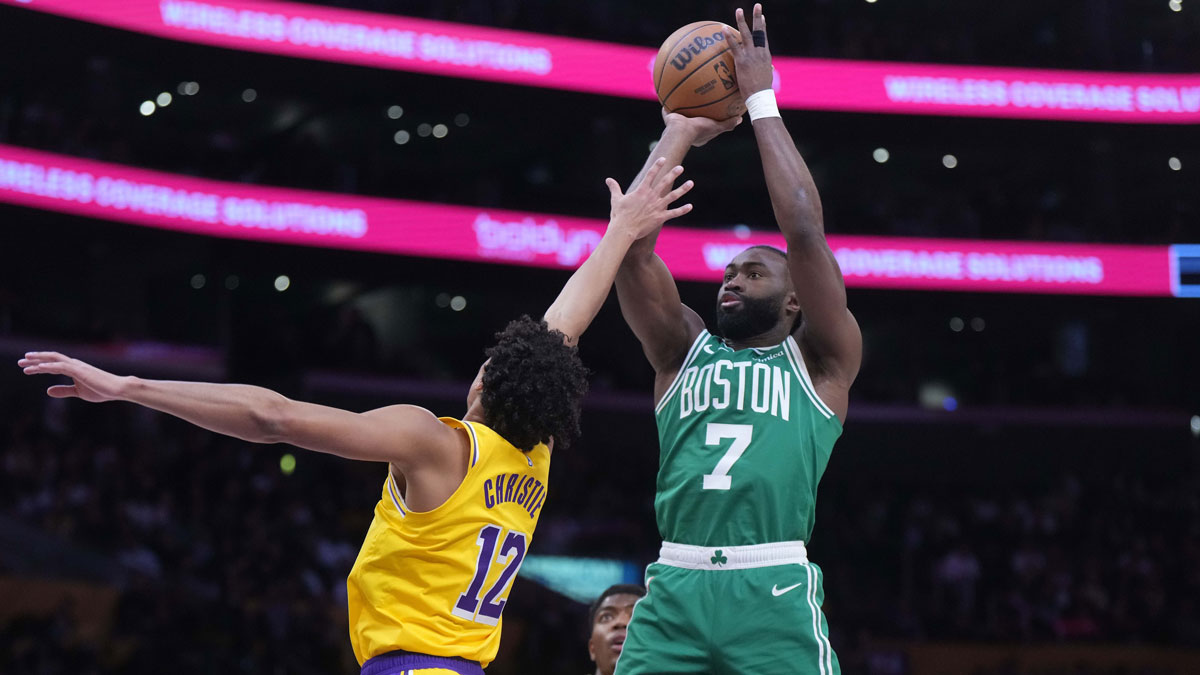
[18,351,459,471]
[615,114,738,380]
[726,4,862,397]
[543,158,696,345]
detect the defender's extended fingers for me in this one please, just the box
[605,177,623,199]
[665,180,695,203]
[23,361,71,375]
[47,385,79,399]
[642,157,668,185]
[663,204,694,221]
[653,164,685,189]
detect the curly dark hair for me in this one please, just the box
[482,315,590,451]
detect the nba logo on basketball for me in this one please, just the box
[714,61,736,90]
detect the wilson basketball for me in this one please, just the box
[653,21,746,121]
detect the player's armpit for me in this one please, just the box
[273,402,461,471]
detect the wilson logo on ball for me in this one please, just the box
[669,32,728,71]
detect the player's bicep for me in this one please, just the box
[281,402,455,468]
[787,235,862,381]
[616,253,704,373]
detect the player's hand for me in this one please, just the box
[726,4,773,99]
[19,352,129,402]
[605,158,694,240]
[663,109,742,147]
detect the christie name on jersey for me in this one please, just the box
[677,360,792,421]
[483,472,547,518]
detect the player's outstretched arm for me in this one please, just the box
[543,157,695,345]
[18,352,458,471]
[615,114,738,378]
[727,4,862,407]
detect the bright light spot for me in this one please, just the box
[949,317,964,332]
[184,81,199,96]
[274,275,290,292]
[733,224,751,239]
[942,154,958,169]
[943,397,958,412]
[866,0,877,4]
[394,130,411,145]
[873,147,889,163]
[190,274,206,289]
[432,124,449,138]
[454,113,470,127]
[387,105,404,119]
[450,295,467,311]
[1169,0,1182,11]
[417,123,432,137]
[139,100,156,116]
[1169,157,1182,171]
[971,317,985,332]
[1191,415,1200,436]
[648,140,659,152]
[280,453,296,475]
[225,275,240,291]
[156,92,173,107]
[435,293,451,308]
[242,88,257,103]
[177,82,189,95]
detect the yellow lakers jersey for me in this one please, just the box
[347,417,551,667]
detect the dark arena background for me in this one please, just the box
[2,1,1199,673]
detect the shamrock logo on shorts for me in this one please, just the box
[710,550,728,566]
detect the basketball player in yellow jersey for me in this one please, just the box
[19,158,696,675]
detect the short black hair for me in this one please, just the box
[588,583,646,627]
[482,315,590,451]
[746,244,788,260]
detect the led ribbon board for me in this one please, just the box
[4,0,1200,123]
[0,143,1182,297]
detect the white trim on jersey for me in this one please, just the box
[462,420,481,467]
[654,330,711,415]
[784,337,836,420]
[386,473,407,517]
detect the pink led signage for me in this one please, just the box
[0,144,1179,296]
[4,0,1200,123]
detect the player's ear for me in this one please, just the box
[785,290,801,314]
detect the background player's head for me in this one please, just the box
[715,245,801,340]
[464,315,590,451]
[587,583,645,675]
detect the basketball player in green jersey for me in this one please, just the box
[614,5,862,674]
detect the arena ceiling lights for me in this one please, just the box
[4,0,1200,124]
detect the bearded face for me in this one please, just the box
[716,290,785,340]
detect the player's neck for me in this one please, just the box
[721,325,793,351]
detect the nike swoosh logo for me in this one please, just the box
[703,345,715,354]
[771,582,803,597]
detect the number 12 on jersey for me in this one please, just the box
[703,423,753,490]
[453,524,528,626]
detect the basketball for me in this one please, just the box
[653,21,746,121]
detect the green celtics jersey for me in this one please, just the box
[654,330,843,547]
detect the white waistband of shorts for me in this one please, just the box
[657,540,808,570]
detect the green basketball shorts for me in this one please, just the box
[615,541,839,675]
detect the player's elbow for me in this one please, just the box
[251,394,293,444]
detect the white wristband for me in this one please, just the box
[745,89,781,121]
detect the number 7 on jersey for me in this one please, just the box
[703,423,753,490]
